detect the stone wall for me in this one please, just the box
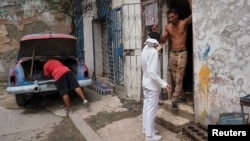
[0,0,71,80]
[193,0,250,125]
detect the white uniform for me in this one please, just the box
[141,38,168,137]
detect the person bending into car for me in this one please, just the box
[43,58,89,115]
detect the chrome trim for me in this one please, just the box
[6,79,92,94]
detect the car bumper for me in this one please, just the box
[6,79,93,94]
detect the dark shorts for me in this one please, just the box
[55,71,80,97]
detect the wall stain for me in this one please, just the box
[198,43,210,62]
[210,77,228,85]
[0,0,71,80]
[198,43,211,125]
[5,21,49,42]
[199,64,210,124]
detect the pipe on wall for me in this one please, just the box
[92,18,96,81]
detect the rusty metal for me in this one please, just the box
[181,124,208,141]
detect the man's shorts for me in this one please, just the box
[55,71,80,97]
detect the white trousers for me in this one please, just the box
[143,87,160,137]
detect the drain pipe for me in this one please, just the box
[92,18,96,81]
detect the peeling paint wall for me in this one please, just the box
[83,0,103,79]
[193,0,250,125]
[0,0,71,79]
[122,0,142,99]
[83,16,103,78]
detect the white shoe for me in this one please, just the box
[65,109,73,116]
[142,130,159,135]
[83,99,89,108]
[146,135,162,141]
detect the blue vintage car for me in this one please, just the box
[6,33,92,106]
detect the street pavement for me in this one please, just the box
[0,84,180,141]
[0,106,63,141]
[68,88,181,141]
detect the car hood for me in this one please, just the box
[18,33,77,59]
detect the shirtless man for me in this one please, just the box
[160,0,192,108]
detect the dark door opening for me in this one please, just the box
[167,0,194,96]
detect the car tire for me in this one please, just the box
[15,94,26,106]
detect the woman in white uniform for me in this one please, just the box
[141,36,171,141]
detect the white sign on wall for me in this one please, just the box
[145,3,158,26]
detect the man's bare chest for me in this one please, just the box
[168,26,186,36]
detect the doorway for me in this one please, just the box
[167,0,194,101]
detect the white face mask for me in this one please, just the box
[144,38,159,47]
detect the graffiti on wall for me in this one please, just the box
[197,41,250,124]
[198,43,210,124]
[194,0,250,125]
[197,43,249,124]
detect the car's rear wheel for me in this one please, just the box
[15,94,27,106]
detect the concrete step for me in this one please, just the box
[156,99,194,133]
[156,107,191,133]
[88,81,114,95]
[159,99,194,121]
[95,77,125,98]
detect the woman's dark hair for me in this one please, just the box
[167,8,178,15]
[148,32,160,42]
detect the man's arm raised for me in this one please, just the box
[160,25,169,44]
[185,0,192,25]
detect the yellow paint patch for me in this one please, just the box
[198,65,210,124]
[200,110,207,124]
[199,65,210,89]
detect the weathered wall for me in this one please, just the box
[193,0,250,125]
[0,0,71,80]
[83,15,103,78]
[122,0,142,99]
[161,1,169,84]
[82,0,103,79]
[112,0,124,9]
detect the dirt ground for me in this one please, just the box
[84,97,142,131]
[49,96,142,141]
[0,83,142,141]
[47,117,87,141]
[46,97,142,141]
